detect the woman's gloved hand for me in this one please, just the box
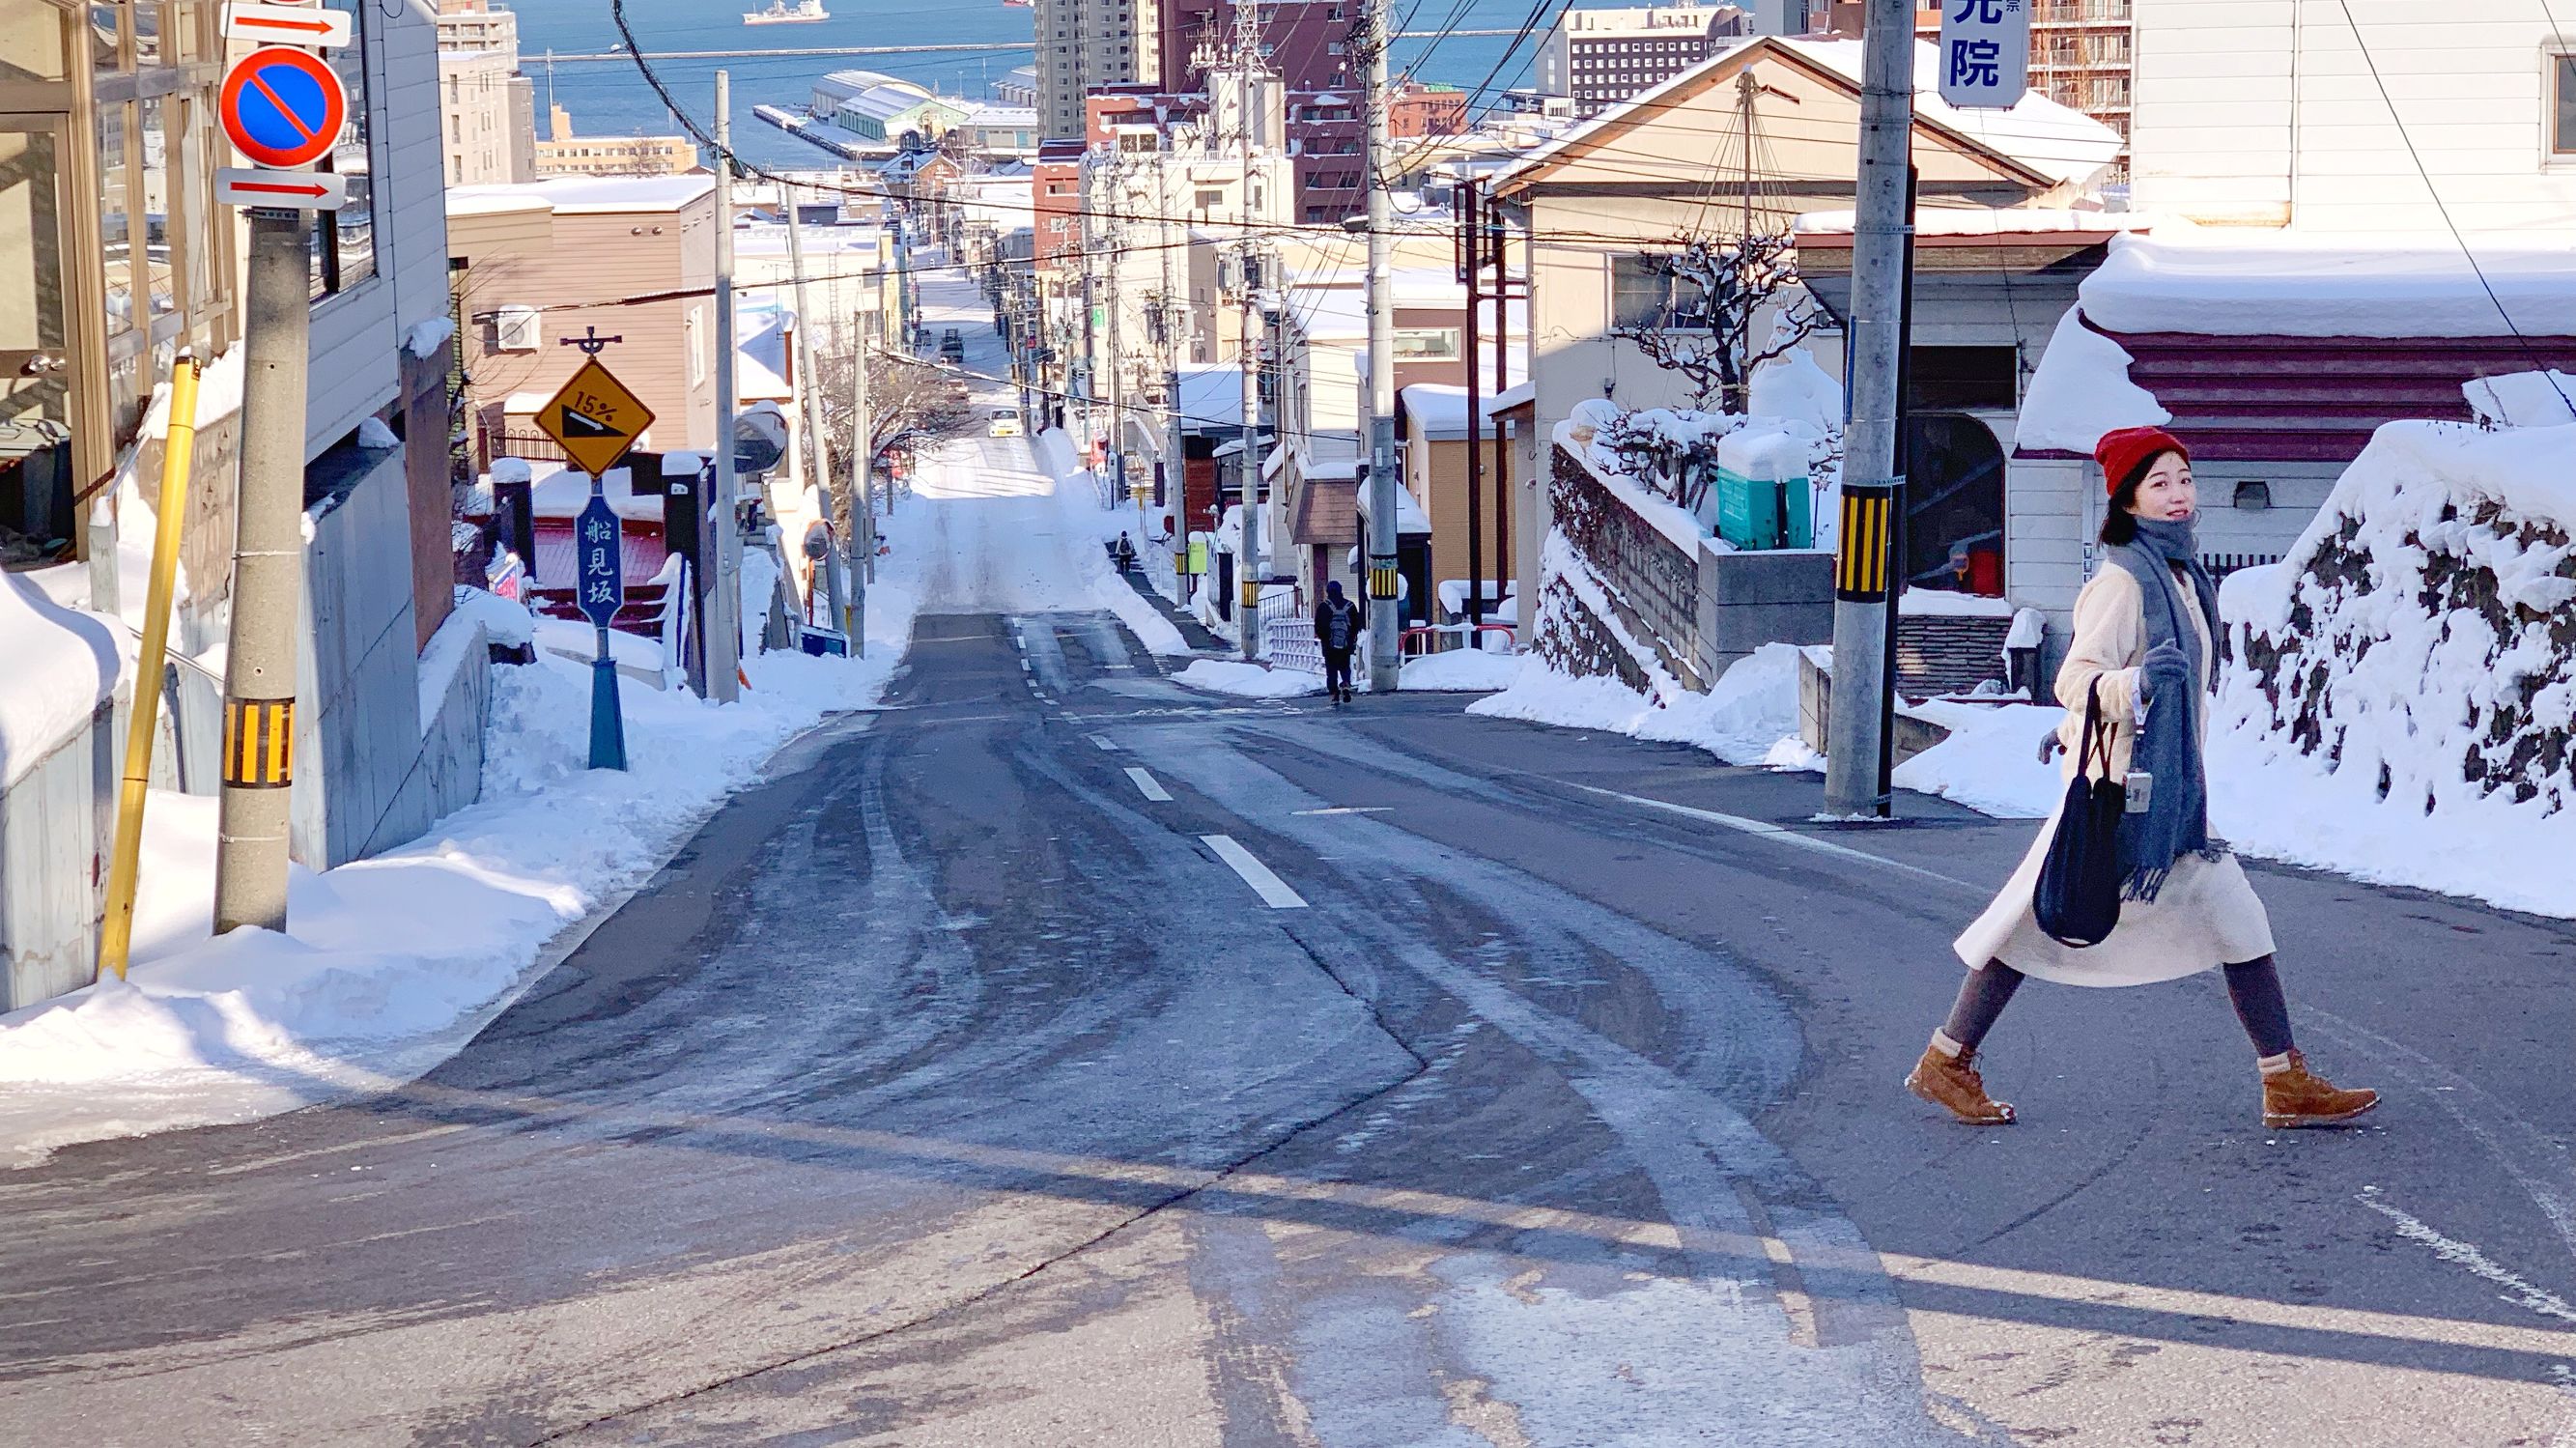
[2140,640,2192,697]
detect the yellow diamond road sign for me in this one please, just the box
[537,359,654,476]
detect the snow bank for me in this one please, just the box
[1890,701,2061,818]
[0,565,920,1167]
[1469,641,1808,767]
[2213,420,2576,916]
[2016,310,2169,454]
[1175,660,1323,697]
[1747,347,1842,433]
[1400,647,1520,692]
[1033,429,1194,657]
[2464,370,2576,429]
[0,572,127,787]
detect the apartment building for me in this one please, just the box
[1036,0,1165,138]
[435,0,536,185]
[1536,3,1754,118]
[532,105,700,178]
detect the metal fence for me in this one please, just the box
[1265,610,1324,675]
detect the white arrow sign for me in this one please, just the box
[216,167,349,211]
[222,2,354,48]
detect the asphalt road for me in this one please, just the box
[3,270,2572,1445]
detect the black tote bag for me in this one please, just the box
[2033,681,2127,948]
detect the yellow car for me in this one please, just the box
[987,411,1023,439]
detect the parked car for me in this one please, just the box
[987,410,1022,439]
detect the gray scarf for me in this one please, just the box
[2109,516,2225,899]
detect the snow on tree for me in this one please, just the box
[1615,232,1824,414]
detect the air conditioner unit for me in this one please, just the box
[495,305,540,352]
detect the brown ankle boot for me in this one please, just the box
[1907,1042,2016,1125]
[2262,1051,2378,1127]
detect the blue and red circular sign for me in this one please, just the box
[219,46,347,170]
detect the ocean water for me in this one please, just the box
[509,0,1551,169]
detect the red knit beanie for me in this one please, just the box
[2094,425,2188,498]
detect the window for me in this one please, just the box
[1391,328,1458,359]
[2556,54,2576,156]
[311,0,375,299]
[1611,254,1709,329]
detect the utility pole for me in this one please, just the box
[849,307,871,655]
[1489,195,1510,634]
[1463,179,1485,636]
[1106,209,1126,518]
[783,179,848,644]
[1821,0,1913,817]
[707,71,746,701]
[1233,10,1263,660]
[1362,0,1400,691]
[212,209,310,934]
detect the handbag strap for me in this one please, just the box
[2077,678,2118,781]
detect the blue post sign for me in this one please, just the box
[578,488,630,770]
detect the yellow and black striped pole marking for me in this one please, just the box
[222,697,296,789]
[1836,483,1897,602]
[1367,559,1401,599]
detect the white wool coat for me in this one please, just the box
[1952,565,2275,986]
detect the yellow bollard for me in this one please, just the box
[98,352,200,981]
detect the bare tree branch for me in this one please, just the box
[1613,231,1822,413]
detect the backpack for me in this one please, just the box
[1322,601,1356,650]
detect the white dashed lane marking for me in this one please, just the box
[1124,767,1173,803]
[1200,835,1308,909]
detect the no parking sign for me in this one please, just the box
[219,46,346,170]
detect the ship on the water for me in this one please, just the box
[744,0,831,23]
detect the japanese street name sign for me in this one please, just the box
[576,495,625,630]
[1938,0,2031,110]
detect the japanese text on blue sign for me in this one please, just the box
[1938,0,2029,109]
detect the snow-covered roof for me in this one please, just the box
[1401,383,1475,440]
[1486,379,1536,416]
[2076,232,2576,340]
[816,70,929,103]
[1175,364,1247,431]
[1496,36,2122,194]
[448,175,714,215]
[1794,206,2159,240]
[1357,476,1436,534]
[1794,41,2122,188]
[960,104,1038,128]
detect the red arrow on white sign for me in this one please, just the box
[215,167,350,210]
[222,2,354,48]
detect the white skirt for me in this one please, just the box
[1953,799,2277,987]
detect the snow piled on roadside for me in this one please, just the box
[1401,648,1521,692]
[1175,659,1322,697]
[1469,643,1809,765]
[1032,428,1193,657]
[0,582,918,1169]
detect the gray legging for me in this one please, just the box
[1941,954,2295,1059]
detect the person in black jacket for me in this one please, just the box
[1314,579,1365,703]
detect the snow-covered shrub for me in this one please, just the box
[2222,421,2576,816]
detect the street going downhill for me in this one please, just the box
[2,264,2572,1448]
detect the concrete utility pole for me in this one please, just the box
[1233,14,1263,660]
[849,308,871,655]
[1362,0,1401,692]
[212,210,310,935]
[1821,0,1913,817]
[708,71,746,701]
[1463,180,1484,636]
[783,181,848,643]
[1106,211,1126,515]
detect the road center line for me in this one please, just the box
[1567,782,1979,890]
[1201,835,1308,909]
[1089,734,1118,751]
[1124,766,1173,802]
[1292,806,1393,816]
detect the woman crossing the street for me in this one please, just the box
[1906,426,2380,1129]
